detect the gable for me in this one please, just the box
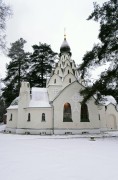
[53,81,84,103]
[47,74,62,86]
[63,73,77,88]
[54,66,63,77]
[63,65,74,76]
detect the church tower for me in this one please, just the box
[47,35,79,101]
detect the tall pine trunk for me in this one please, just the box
[18,58,21,92]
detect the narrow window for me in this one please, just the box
[27,113,31,121]
[105,106,107,111]
[80,103,89,122]
[99,114,100,120]
[42,113,45,121]
[9,114,12,121]
[54,79,56,84]
[68,70,69,74]
[57,70,59,74]
[69,78,71,83]
[63,103,72,122]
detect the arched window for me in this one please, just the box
[42,113,45,121]
[54,79,56,84]
[80,103,89,122]
[9,114,12,121]
[27,113,31,121]
[69,78,71,83]
[68,70,69,74]
[63,103,72,122]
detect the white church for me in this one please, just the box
[6,36,118,135]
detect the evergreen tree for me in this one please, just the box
[0,0,12,50]
[29,43,57,87]
[79,0,118,103]
[2,38,30,106]
[0,96,6,122]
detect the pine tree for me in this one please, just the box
[0,96,6,122]
[0,0,12,50]
[79,0,118,103]
[2,38,30,106]
[29,43,57,87]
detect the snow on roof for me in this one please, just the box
[8,97,19,109]
[7,105,18,110]
[100,96,116,106]
[29,87,51,108]
[11,97,19,106]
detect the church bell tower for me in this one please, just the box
[47,34,79,101]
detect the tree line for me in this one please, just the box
[2,39,57,107]
[0,39,57,122]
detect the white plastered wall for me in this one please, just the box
[63,66,74,77]
[106,104,118,130]
[62,74,76,88]
[53,81,100,134]
[17,82,30,129]
[24,107,53,129]
[6,109,18,131]
[47,74,62,86]
[98,106,107,131]
[48,85,62,101]
[54,67,63,77]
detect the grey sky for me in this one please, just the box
[0,0,107,78]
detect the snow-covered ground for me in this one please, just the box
[0,125,118,180]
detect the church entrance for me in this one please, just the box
[107,114,117,130]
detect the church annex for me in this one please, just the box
[6,36,118,134]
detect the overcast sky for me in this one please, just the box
[0,0,107,78]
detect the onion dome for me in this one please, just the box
[60,34,71,56]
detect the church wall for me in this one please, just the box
[17,82,30,129]
[98,104,118,131]
[24,107,53,129]
[53,82,100,134]
[98,106,107,131]
[106,104,118,130]
[63,66,74,77]
[6,109,18,130]
[16,107,53,134]
[62,74,76,88]
[47,74,62,86]
[48,85,62,101]
[54,67,63,77]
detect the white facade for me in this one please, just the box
[6,37,118,134]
